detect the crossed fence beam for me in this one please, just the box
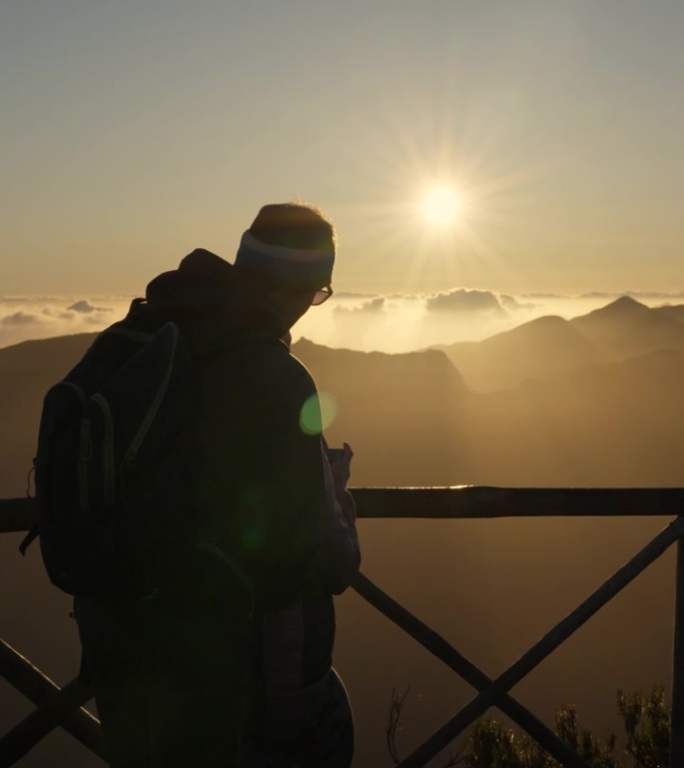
[0,638,106,766]
[2,487,684,767]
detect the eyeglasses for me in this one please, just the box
[311,286,333,306]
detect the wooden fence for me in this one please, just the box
[2,487,683,768]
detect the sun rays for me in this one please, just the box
[332,101,538,295]
[420,184,463,227]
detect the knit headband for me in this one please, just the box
[235,231,335,290]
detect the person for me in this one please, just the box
[73,202,361,767]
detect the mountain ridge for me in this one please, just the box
[2,299,683,768]
[434,297,684,391]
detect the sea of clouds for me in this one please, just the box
[295,288,684,352]
[0,296,134,350]
[2,289,684,353]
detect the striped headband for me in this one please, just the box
[235,231,335,290]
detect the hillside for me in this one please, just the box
[570,296,684,359]
[2,314,683,495]
[466,347,684,486]
[2,306,684,768]
[653,304,684,324]
[0,333,98,496]
[292,338,472,485]
[434,314,603,392]
[435,297,684,392]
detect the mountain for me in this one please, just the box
[466,347,684,486]
[570,296,684,359]
[0,333,97,496]
[2,326,683,768]
[0,334,102,768]
[2,324,682,498]
[0,332,472,495]
[653,303,684,324]
[434,315,603,392]
[292,338,473,485]
[434,297,684,392]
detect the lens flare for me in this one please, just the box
[299,391,338,435]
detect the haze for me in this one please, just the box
[2,0,684,300]
[3,2,684,766]
[3,296,684,766]
[4,289,684,354]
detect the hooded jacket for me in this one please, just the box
[106,248,359,686]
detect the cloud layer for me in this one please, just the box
[0,296,133,349]
[2,289,684,353]
[294,288,684,353]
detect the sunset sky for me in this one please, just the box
[3,9,684,762]
[2,0,684,300]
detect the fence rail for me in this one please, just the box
[4,487,684,533]
[0,639,106,765]
[2,488,683,768]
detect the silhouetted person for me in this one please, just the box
[74,202,360,767]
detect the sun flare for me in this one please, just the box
[421,185,463,226]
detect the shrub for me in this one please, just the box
[387,686,670,768]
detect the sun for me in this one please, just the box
[421,185,463,226]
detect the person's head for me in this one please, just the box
[235,202,336,329]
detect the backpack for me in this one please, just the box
[23,318,198,599]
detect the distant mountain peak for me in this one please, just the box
[573,295,649,324]
[611,294,643,306]
[568,294,684,359]
[599,295,647,314]
[482,313,587,348]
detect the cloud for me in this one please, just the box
[523,290,684,302]
[67,299,113,313]
[85,314,112,325]
[333,296,386,316]
[1,311,41,326]
[425,288,508,315]
[4,289,684,355]
[333,291,380,300]
[295,287,684,353]
[0,297,35,305]
[41,307,75,320]
[0,296,133,350]
[500,294,536,312]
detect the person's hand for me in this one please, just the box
[327,441,353,489]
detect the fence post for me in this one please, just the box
[671,535,684,767]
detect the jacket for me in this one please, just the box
[111,248,360,683]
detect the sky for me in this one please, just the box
[2,0,684,318]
